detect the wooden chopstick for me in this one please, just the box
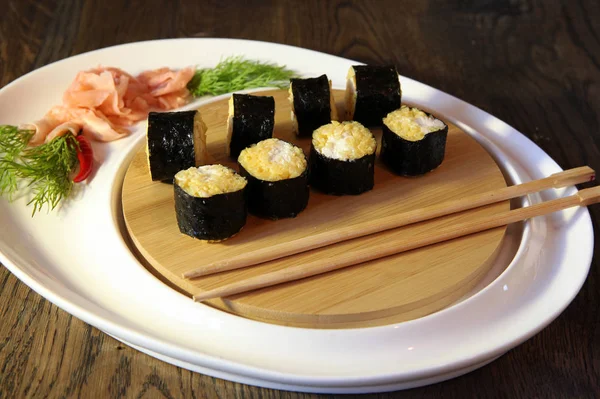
[192,185,600,302]
[183,166,595,279]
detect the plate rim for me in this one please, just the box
[0,37,594,392]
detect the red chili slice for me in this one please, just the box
[73,135,94,183]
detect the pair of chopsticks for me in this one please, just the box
[187,166,597,302]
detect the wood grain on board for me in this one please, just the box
[122,89,508,328]
[1,0,599,397]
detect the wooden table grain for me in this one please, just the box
[1,0,599,397]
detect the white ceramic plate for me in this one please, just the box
[0,39,593,394]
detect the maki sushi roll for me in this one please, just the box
[289,74,338,137]
[345,65,401,127]
[226,94,275,159]
[238,138,309,219]
[309,121,377,195]
[147,110,208,182]
[381,106,448,176]
[174,165,248,242]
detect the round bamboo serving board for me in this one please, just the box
[121,89,509,329]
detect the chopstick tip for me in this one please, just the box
[193,291,217,302]
[576,186,600,206]
[182,267,215,279]
[192,294,205,302]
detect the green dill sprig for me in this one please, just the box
[0,126,34,199]
[0,125,32,161]
[0,126,79,216]
[187,56,298,97]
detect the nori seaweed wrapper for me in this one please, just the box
[147,110,197,182]
[229,94,275,159]
[239,164,309,220]
[291,75,333,137]
[308,145,375,195]
[380,120,448,176]
[352,65,401,127]
[174,184,247,241]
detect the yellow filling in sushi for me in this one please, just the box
[312,121,376,161]
[288,85,299,135]
[383,106,446,142]
[225,96,235,156]
[328,79,339,121]
[238,138,307,181]
[193,110,208,165]
[175,165,247,198]
[345,67,357,120]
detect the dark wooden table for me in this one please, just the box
[1,0,598,397]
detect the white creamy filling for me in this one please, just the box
[268,139,295,164]
[320,132,353,159]
[413,115,445,134]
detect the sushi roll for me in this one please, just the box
[238,138,309,219]
[380,106,448,176]
[147,110,208,182]
[289,74,338,137]
[309,121,377,195]
[226,94,275,159]
[345,65,401,127]
[174,165,247,242]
